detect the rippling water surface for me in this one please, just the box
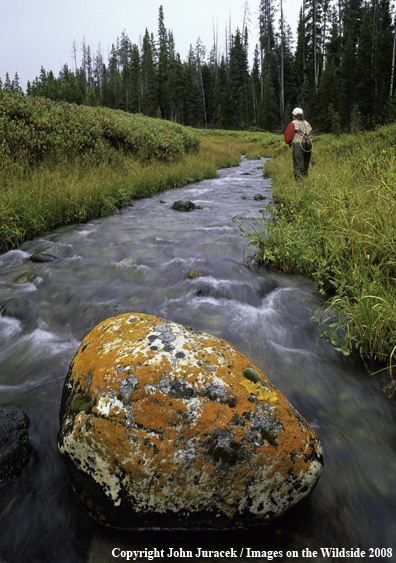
[0,159,395,563]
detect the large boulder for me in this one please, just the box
[58,313,324,528]
[0,407,32,484]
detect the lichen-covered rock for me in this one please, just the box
[58,313,324,528]
[0,407,32,484]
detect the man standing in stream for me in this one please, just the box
[284,107,313,180]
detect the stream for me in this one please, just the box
[0,158,395,563]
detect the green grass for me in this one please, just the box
[0,92,274,252]
[200,129,284,158]
[239,125,396,396]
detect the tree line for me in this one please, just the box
[1,1,396,133]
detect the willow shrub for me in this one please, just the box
[0,91,200,168]
[240,126,396,395]
[0,97,267,252]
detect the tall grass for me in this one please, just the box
[241,125,396,395]
[0,122,270,251]
[1,92,280,250]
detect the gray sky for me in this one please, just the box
[2,0,302,90]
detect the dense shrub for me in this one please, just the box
[0,91,200,168]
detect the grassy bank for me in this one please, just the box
[242,125,396,395]
[0,91,279,251]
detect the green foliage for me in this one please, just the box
[0,91,200,170]
[201,129,283,158]
[328,103,341,136]
[239,124,396,393]
[0,121,262,252]
[3,0,396,133]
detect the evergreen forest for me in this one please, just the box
[2,0,396,133]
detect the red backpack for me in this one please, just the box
[284,122,295,145]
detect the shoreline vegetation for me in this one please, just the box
[0,91,280,251]
[241,126,396,397]
[2,91,396,395]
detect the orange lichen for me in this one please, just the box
[59,312,323,525]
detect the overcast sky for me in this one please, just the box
[2,0,302,91]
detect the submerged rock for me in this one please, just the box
[30,244,69,263]
[172,200,202,211]
[188,269,204,278]
[14,273,38,285]
[0,407,32,484]
[58,313,324,529]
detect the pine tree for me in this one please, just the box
[201,61,216,126]
[93,45,104,98]
[283,23,300,112]
[195,37,208,128]
[356,4,375,127]
[12,72,23,94]
[45,70,61,100]
[101,67,113,108]
[164,31,182,122]
[251,45,261,126]
[86,44,93,92]
[304,0,325,91]
[312,10,341,129]
[260,70,278,129]
[106,44,120,108]
[182,46,201,126]
[141,29,157,117]
[129,43,141,113]
[215,56,232,128]
[295,7,307,103]
[279,0,285,124]
[375,0,394,122]
[157,5,169,119]
[259,0,275,97]
[30,67,47,97]
[339,34,357,127]
[3,72,12,93]
[81,37,88,92]
[229,29,250,128]
[119,31,132,111]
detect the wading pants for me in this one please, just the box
[293,141,311,180]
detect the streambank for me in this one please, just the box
[0,158,395,562]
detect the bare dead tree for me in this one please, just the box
[390,15,396,98]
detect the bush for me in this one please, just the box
[0,91,200,169]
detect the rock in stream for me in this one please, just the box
[58,313,324,528]
[0,407,32,484]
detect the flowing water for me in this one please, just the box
[0,158,395,563]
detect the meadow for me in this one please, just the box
[0,91,279,252]
[3,90,394,394]
[241,125,396,396]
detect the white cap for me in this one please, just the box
[292,107,304,115]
